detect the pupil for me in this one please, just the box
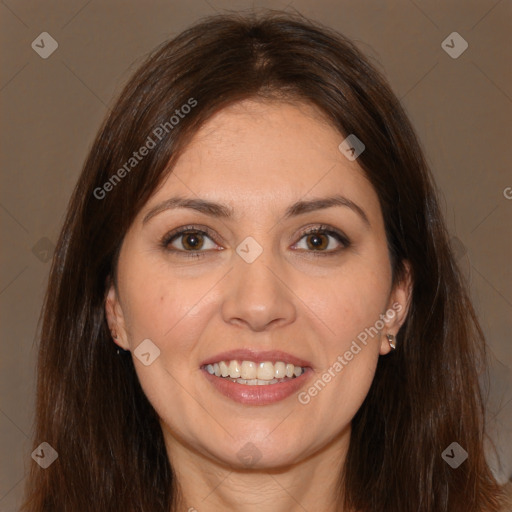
[184,233,202,249]
[308,234,326,250]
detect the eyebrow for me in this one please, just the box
[142,194,370,227]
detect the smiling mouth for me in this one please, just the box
[203,360,306,385]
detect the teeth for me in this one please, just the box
[257,361,274,380]
[240,361,257,380]
[274,361,286,378]
[235,378,280,385]
[205,360,305,382]
[219,361,229,377]
[228,360,241,378]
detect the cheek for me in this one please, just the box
[311,350,379,431]
[296,252,390,408]
[119,257,218,362]
[295,267,387,428]
[119,264,216,426]
[308,264,391,345]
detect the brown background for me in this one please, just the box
[1,1,511,509]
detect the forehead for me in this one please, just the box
[151,100,380,220]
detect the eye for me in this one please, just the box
[161,225,220,257]
[160,223,351,259]
[292,225,350,255]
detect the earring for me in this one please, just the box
[386,334,396,350]
[111,329,129,355]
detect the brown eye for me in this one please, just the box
[168,230,215,252]
[180,231,205,250]
[161,226,219,257]
[305,233,329,250]
[293,225,351,255]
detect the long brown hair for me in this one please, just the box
[21,10,507,511]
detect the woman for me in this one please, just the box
[21,11,509,512]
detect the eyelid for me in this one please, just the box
[292,224,351,253]
[161,224,222,246]
[161,223,351,256]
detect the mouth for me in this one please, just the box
[203,360,306,385]
[200,350,313,405]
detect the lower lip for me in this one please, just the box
[202,368,312,405]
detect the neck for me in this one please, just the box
[165,423,351,512]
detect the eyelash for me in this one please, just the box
[160,224,351,259]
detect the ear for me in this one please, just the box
[379,260,413,355]
[105,279,129,351]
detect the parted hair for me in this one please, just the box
[22,10,507,512]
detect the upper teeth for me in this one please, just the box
[205,360,304,380]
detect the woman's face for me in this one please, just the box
[107,99,411,469]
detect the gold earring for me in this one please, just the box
[386,334,396,350]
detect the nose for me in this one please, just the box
[220,248,297,332]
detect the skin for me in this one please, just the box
[106,99,412,512]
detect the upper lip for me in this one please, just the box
[200,349,312,368]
